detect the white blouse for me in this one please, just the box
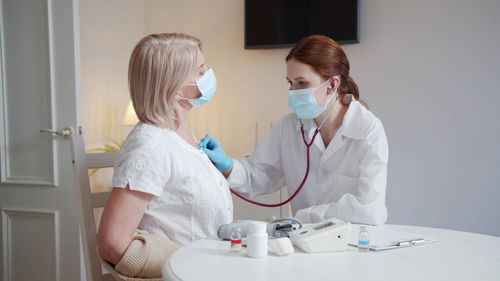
[228,101,388,225]
[112,122,233,245]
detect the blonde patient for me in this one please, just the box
[98,33,232,279]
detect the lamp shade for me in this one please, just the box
[122,100,139,126]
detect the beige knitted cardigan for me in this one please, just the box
[100,230,181,281]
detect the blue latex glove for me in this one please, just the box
[199,134,234,171]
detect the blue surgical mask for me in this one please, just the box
[288,79,332,119]
[181,68,217,107]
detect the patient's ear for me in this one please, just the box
[174,91,184,100]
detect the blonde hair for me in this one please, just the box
[128,33,201,128]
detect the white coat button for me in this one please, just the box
[322,168,328,175]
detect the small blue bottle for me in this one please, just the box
[358,226,370,252]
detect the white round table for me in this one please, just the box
[163,224,500,281]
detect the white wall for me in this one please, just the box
[80,0,145,148]
[348,0,500,236]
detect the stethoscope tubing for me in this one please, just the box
[228,91,338,207]
[229,126,319,207]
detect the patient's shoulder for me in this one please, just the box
[120,122,168,155]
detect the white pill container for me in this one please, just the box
[247,222,268,258]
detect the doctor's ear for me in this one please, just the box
[327,76,341,93]
[326,85,335,95]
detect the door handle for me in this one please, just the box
[40,126,75,136]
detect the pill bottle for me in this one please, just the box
[247,222,268,258]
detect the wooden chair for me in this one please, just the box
[70,135,119,281]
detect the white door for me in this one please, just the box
[0,0,82,280]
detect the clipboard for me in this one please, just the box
[349,224,441,251]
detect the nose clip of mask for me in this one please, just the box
[217,218,302,240]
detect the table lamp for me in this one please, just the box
[122,100,139,126]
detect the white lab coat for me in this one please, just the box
[228,101,388,225]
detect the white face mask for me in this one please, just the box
[288,79,333,119]
[179,68,217,107]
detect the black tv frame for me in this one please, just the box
[244,0,360,49]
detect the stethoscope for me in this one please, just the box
[229,92,339,207]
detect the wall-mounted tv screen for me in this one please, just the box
[245,0,360,49]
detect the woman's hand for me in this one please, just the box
[199,134,234,171]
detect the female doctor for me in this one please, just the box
[200,35,388,225]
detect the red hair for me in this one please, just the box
[286,35,360,105]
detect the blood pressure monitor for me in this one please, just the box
[288,218,351,253]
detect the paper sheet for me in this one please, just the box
[349,224,441,251]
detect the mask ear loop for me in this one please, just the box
[317,89,338,130]
[177,78,201,102]
[298,84,337,130]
